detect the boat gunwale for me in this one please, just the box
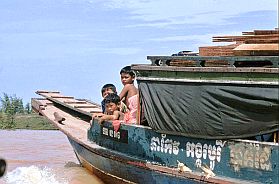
[132,64,279,73]
[145,55,279,68]
[136,76,279,86]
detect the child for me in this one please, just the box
[98,93,124,124]
[100,83,127,114]
[118,66,138,124]
[100,84,117,113]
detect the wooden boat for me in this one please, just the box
[32,54,279,183]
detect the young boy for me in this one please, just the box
[100,83,127,114]
[98,93,124,124]
[118,66,138,124]
[101,84,117,113]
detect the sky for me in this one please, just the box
[0,0,278,105]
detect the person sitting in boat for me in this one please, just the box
[100,83,127,114]
[98,93,124,124]
[118,66,138,124]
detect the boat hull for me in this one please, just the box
[68,137,202,184]
[88,121,279,184]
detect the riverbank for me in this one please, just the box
[0,114,57,130]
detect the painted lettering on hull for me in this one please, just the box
[229,142,272,171]
[186,140,226,170]
[101,126,128,143]
[150,134,180,155]
[150,134,226,171]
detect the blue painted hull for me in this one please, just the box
[68,137,202,184]
[68,120,279,183]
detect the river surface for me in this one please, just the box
[0,130,103,184]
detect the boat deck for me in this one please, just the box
[32,92,93,148]
[32,90,110,148]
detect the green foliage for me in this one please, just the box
[0,93,29,115]
[25,103,32,114]
[0,112,16,129]
[14,114,57,130]
[0,93,54,129]
[0,93,57,130]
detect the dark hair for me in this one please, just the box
[104,93,120,105]
[120,66,135,77]
[101,84,116,95]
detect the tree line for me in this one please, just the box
[0,93,32,128]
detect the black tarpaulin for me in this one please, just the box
[139,81,279,139]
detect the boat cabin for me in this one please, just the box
[133,28,279,142]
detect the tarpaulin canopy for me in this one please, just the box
[139,81,279,139]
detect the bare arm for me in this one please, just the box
[99,111,120,124]
[119,84,131,101]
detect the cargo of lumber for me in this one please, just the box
[201,28,278,56]
[170,28,278,67]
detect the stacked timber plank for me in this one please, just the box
[170,28,279,67]
[211,28,279,56]
[199,44,239,57]
[213,29,279,44]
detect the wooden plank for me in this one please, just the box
[77,107,102,113]
[36,99,53,106]
[242,31,255,35]
[253,29,279,35]
[31,99,45,112]
[199,44,238,56]
[74,105,98,108]
[36,91,102,117]
[36,90,60,94]
[37,91,74,99]
[36,91,62,98]
[51,95,74,99]
[213,34,279,42]
[242,29,279,35]
[64,101,87,104]
[245,38,279,44]
[234,44,279,51]
[31,98,53,112]
[233,44,279,56]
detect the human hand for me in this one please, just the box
[98,117,105,124]
[92,113,103,119]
